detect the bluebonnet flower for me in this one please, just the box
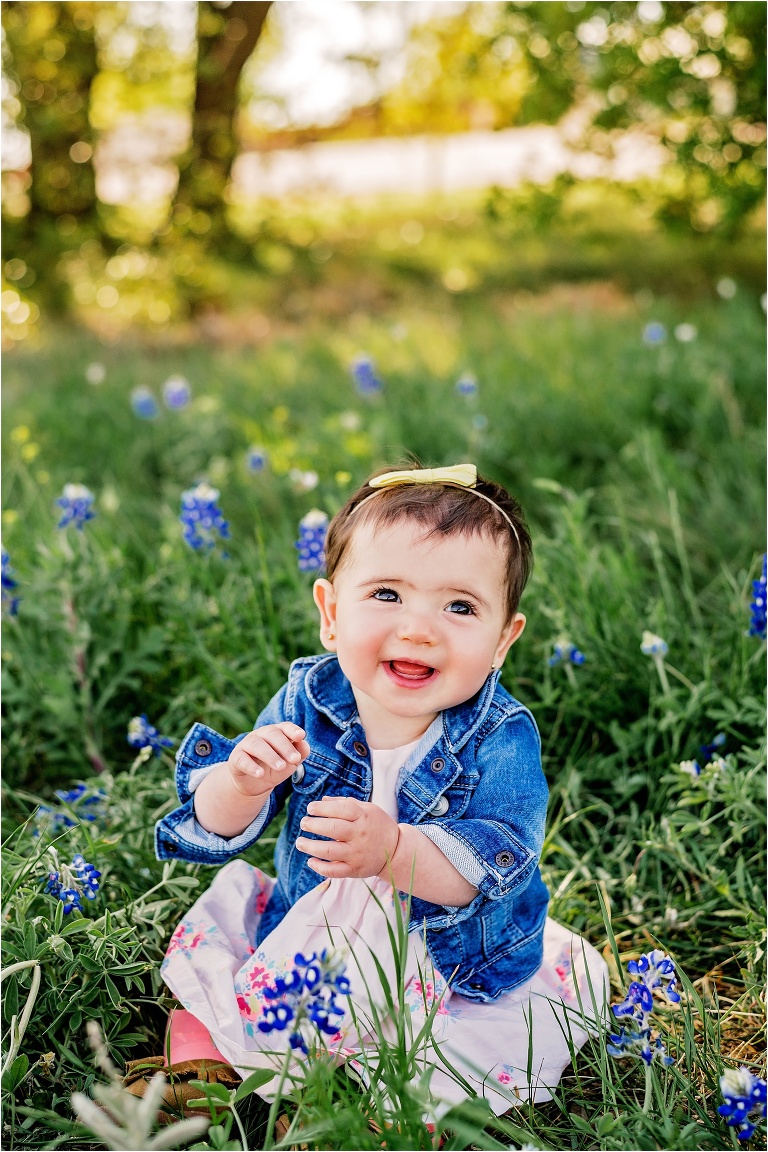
[127,715,174,757]
[678,760,701,778]
[548,640,586,667]
[748,555,766,639]
[350,354,383,396]
[258,950,351,1054]
[640,631,668,657]
[296,510,328,573]
[608,949,679,1068]
[606,1027,674,1067]
[615,950,681,1013]
[2,548,20,616]
[162,375,191,410]
[34,782,109,838]
[700,732,726,762]
[642,322,667,345]
[130,387,159,420]
[41,847,101,914]
[179,483,230,552]
[718,1067,767,1143]
[246,446,268,473]
[55,484,96,530]
[455,372,478,397]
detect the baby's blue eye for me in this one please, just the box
[447,601,474,615]
[373,587,399,602]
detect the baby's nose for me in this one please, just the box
[397,615,437,645]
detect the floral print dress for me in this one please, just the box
[161,742,608,1115]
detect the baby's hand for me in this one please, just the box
[296,797,399,879]
[227,723,310,798]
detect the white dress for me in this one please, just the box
[161,740,608,1116]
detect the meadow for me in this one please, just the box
[1,198,766,1150]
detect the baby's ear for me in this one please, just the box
[495,612,526,666]
[312,579,338,651]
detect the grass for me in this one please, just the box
[1,220,765,1150]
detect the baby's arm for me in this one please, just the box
[194,722,309,838]
[296,797,478,906]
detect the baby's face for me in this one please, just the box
[313,518,525,736]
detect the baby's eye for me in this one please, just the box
[446,601,475,616]
[372,587,400,603]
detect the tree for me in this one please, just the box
[2,1,100,307]
[173,0,272,251]
[499,0,766,234]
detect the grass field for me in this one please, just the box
[1,218,766,1150]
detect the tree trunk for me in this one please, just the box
[174,0,272,248]
[2,1,99,306]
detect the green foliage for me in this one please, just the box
[1,267,765,1148]
[329,1,766,236]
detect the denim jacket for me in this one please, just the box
[155,654,549,1002]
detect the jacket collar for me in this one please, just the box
[304,654,500,753]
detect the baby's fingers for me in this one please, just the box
[239,731,302,772]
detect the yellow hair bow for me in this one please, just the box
[369,464,477,490]
[361,462,519,542]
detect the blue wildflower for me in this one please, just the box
[643,321,667,346]
[127,715,174,756]
[258,950,351,1055]
[456,372,478,397]
[472,413,488,431]
[548,640,586,667]
[718,1067,767,1143]
[41,848,101,914]
[748,555,766,639]
[607,1026,673,1067]
[246,446,268,473]
[641,631,668,657]
[162,375,191,410]
[608,949,679,1070]
[55,484,96,530]
[130,387,160,420]
[296,510,328,573]
[2,548,20,616]
[350,355,383,396]
[179,483,230,552]
[34,782,108,838]
[700,732,726,762]
[678,760,701,778]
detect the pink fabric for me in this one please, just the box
[166,1007,227,1066]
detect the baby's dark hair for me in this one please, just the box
[324,463,533,621]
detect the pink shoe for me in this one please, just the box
[166,1008,227,1066]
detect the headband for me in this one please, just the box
[349,464,520,547]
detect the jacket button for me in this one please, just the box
[291,764,305,784]
[165,842,178,853]
[429,795,450,817]
[194,739,213,757]
[430,757,445,773]
[495,850,514,867]
[353,741,368,758]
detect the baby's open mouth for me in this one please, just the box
[388,659,436,681]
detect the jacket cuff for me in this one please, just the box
[174,723,246,804]
[418,825,486,887]
[418,818,537,900]
[154,794,275,862]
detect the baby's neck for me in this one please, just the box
[351,688,438,750]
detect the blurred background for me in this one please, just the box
[1,0,765,342]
